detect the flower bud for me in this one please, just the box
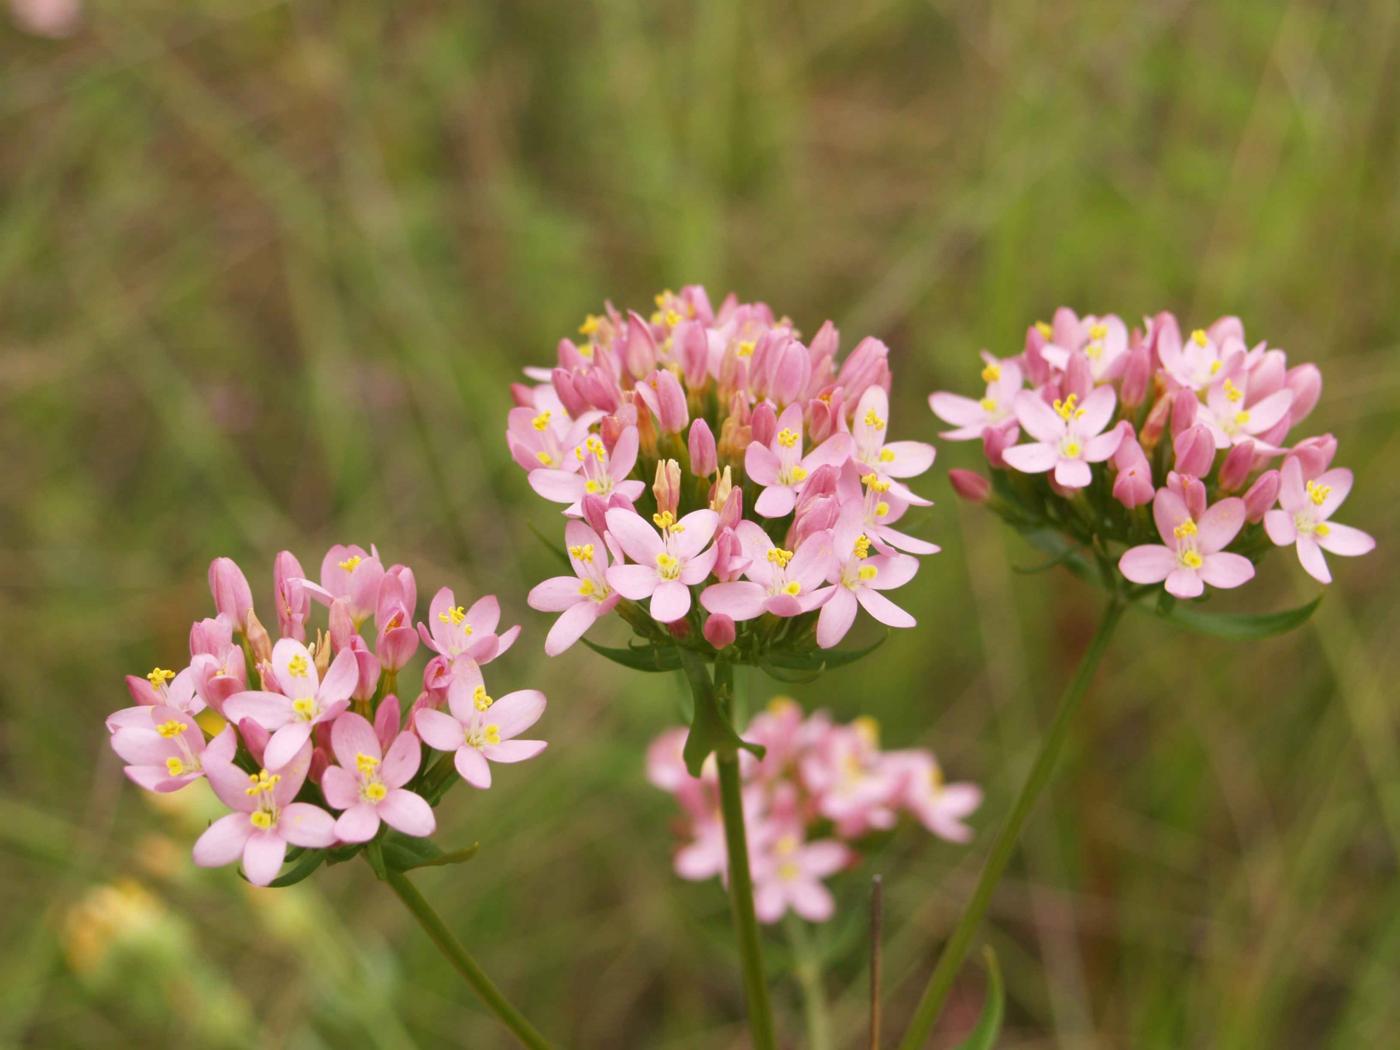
[982,422,1017,468]
[769,338,812,405]
[328,598,356,652]
[623,310,657,379]
[551,366,591,418]
[1111,432,1154,508]
[714,473,743,528]
[703,613,736,650]
[189,616,232,657]
[1173,424,1215,478]
[808,320,839,386]
[687,418,717,476]
[581,493,611,537]
[1285,364,1322,425]
[509,382,536,408]
[750,402,777,448]
[1146,311,1181,367]
[1244,469,1281,522]
[1064,350,1092,399]
[577,367,620,413]
[653,369,689,433]
[712,528,747,582]
[1120,346,1151,408]
[374,695,402,750]
[948,469,991,503]
[351,641,380,702]
[238,718,269,768]
[273,550,309,642]
[1170,387,1198,437]
[1218,439,1255,492]
[1289,433,1337,478]
[653,458,682,517]
[1167,471,1207,521]
[806,390,843,444]
[675,319,710,389]
[1208,315,1244,346]
[837,336,890,404]
[208,557,253,631]
[243,609,273,665]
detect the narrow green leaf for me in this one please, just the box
[1158,595,1321,640]
[951,946,1004,1050]
[405,843,481,870]
[264,848,325,888]
[581,638,682,672]
[679,650,765,776]
[762,635,886,673]
[365,840,389,881]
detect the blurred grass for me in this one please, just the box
[2,1,1397,1046]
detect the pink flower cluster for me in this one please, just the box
[106,548,546,886]
[512,287,938,657]
[648,699,980,923]
[931,309,1374,598]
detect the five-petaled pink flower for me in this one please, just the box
[744,403,852,518]
[816,509,919,649]
[752,827,851,923]
[194,744,337,886]
[107,708,235,793]
[321,712,435,842]
[414,668,548,789]
[1264,457,1374,584]
[223,639,358,770]
[849,386,935,505]
[604,507,719,623]
[528,427,645,514]
[1002,387,1122,488]
[527,521,622,655]
[701,523,833,622]
[929,356,1023,440]
[418,588,520,670]
[300,544,385,627]
[1196,374,1293,451]
[1119,490,1255,599]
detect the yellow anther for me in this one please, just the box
[146,667,176,689]
[585,436,606,460]
[584,480,601,494]
[338,555,363,572]
[578,314,601,336]
[536,451,554,466]
[578,343,594,359]
[879,447,895,463]
[1052,393,1084,421]
[664,309,681,328]
[244,770,281,796]
[1089,323,1108,340]
[736,340,756,358]
[1180,550,1204,570]
[864,409,886,430]
[652,510,677,530]
[156,719,187,739]
[979,396,998,414]
[1233,410,1251,427]
[250,811,275,829]
[929,764,945,790]
[165,757,186,776]
[577,579,597,601]
[1063,441,1082,458]
[782,581,802,596]
[1035,321,1052,338]
[875,500,890,518]
[789,465,808,482]
[766,547,794,568]
[1086,342,1103,360]
[1305,480,1331,506]
[1191,329,1209,347]
[286,653,311,678]
[853,715,880,744]
[1223,379,1243,403]
[568,543,595,563]
[531,410,552,431]
[858,565,879,582]
[439,605,468,627]
[654,291,671,307]
[474,685,494,711]
[364,782,387,802]
[1315,522,1331,537]
[649,310,663,325]
[655,552,681,579]
[776,427,799,449]
[774,833,799,856]
[355,753,380,775]
[853,534,873,559]
[981,363,1001,383]
[777,861,801,880]
[1173,519,1198,539]
[1209,360,1223,376]
[292,697,318,720]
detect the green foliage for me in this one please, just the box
[951,948,1005,1050]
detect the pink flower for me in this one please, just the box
[1111,429,1154,509]
[414,668,547,789]
[752,827,851,923]
[208,557,253,632]
[108,710,236,793]
[1119,490,1255,598]
[528,426,645,514]
[700,523,834,622]
[1263,458,1374,584]
[273,550,310,642]
[223,640,358,770]
[1158,326,1238,390]
[301,544,385,627]
[122,664,205,716]
[194,744,337,886]
[321,713,435,842]
[744,403,852,518]
[417,588,520,669]
[1196,373,1293,451]
[1040,314,1129,382]
[815,509,919,649]
[884,751,982,843]
[930,357,1024,440]
[527,522,622,655]
[506,402,600,472]
[850,386,935,504]
[604,507,719,623]
[1002,387,1122,488]
[800,718,899,836]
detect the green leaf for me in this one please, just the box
[951,946,1004,1050]
[1021,529,1096,584]
[264,848,325,888]
[679,650,765,776]
[581,638,682,672]
[761,635,885,673]
[1157,595,1321,640]
[381,831,481,872]
[365,840,389,881]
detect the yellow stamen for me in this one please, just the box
[165,757,185,776]
[1052,393,1085,421]
[355,753,380,775]
[244,770,281,797]
[146,667,176,689]
[789,465,808,482]
[853,534,872,560]
[1315,522,1331,537]
[858,564,879,582]
[782,581,802,596]
[1233,410,1251,427]
[286,653,310,678]
[981,363,1001,383]
[250,811,274,829]
[1305,480,1331,506]
[875,500,890,518]
[776,428,799,449]
[767,547,794,568]
[1180,550,1204,569]
[655,552,681,580]
[1223,379,1243,403]
[864,409,886,430]
[292,697,317,720]
[1191,329,1209,347]
[531,410,552,431]
[584,480,601,494]
[736,340,756,358]
[156,719,187,739]
[1173,519,1198,539]
[879,448,895,463]
[536,451,554,466]
[578,314,601,336]
[474,685,494,711]
[568,543,595,563]
[1035,321,1052,338]
[438,605,470,630]
[979,397,998,413]
[652,510,677,530]
[1089,323,1108,340]
[337,555,363,572]
[364,782,387,802]
[1063,441,1082,458]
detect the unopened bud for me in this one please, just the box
[948,469,990,503]
[653,458,682,516]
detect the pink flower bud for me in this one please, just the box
[374,695,402,750]
[208,557,253,630]
[1120,346,1151,408]
[509,382,535,408]
[703,613,736,650]
[769,339,812,405]
[329,598,356,651]
[581,493,611,537]
[189,616,232,657]
[243,609,272,665]
[599,413,626,452]
[1218,439,1255,492]
[1173,424,1215,478]
[1243,469,1281,522]
[806,390,842,444]
[1064,351,1092,398]
[982,422,1017,468]
[273,550,309,642]
[577,367,620,413]
[623,310,657,379]
[1289,433,1337,478]
[750,402,778,448]
[652,369,689,433]
[653,458,682,516]
[1208,315,1244,346]
[809,321,839,383]
[1170,388,1198,437]
[1147,311,1180,367]
[1111,431,1154,508]
[1167,471,1207,521]
[551,366,590,418]
[688,419,717,477]
[714,474,743,528]
[837,336,890,403]
[377,625,418,673]
[1285,364,1322,425]
[239,718,269,767]
[948,469,990,503]
[675,319,709,388]
[1247,349,1287,400]
[712,528,747,582]
[790,496,839,547]
[351,642,380,702]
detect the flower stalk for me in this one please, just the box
[897,595,1125,1050]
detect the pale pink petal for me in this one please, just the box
[1013,392,1066,443]
[204,758,257,812]
[486,689,547,738]
[264,722,313,772]
[929,392,986,427]
[272,638,319,697]
[700,582,767,621]
[1296,535,1331,584]
[879,441,935,478]
[672,510,720,559]
[856,588,915,628]
[608,425,640,480]
[744,442,781,486]
[528,576,583,612]
[222,691,293,731]
[1315,523,1374,557]
[465,595,501,635]
[1001,442,1058,474]
[816,587,858,649]
[605,508,664,563]
[754,485,797,518]
[754,882,786,923]
[1152,489,1191,545]
[1119,545,1176,584]
[607,564,659,600]
[335,804,382,843]
[192,813,252,868]
[320,765,361,810]
[1243,389,1293,433]
[1196,497,1245,553]
[454,746,493,788]
[805,431,854,470]
[1077,385,1117,436]
[1313,468,1353,519]
[380,731,422,788]
[545,601,603,655]
[1197,551,1255,590]
[866,554,917,591]
[529,468,585,504]
[1277,457,1307,513]
[378,790,436,837]
[279,802,337,848]
[1083,428,1124,462]
[330,711,381,771]
[1264,509,1297,546]
[679,546,718,584]
[800,841,849,878]
[1165,568,1204,599]
[789,880,835,923]
[649,580,691,623]
[415,709,466,752]
[1054,459,1092,488]
[318,648,360,704]
[242,830,288,886]
[482,739,548,763]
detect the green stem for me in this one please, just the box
[897,597,1125,1050]
[786,916,833,1050]
[385,869,554,1050]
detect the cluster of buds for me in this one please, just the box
[106,547,546,886]
[931,309,1374,600]
[511,286,939,666]
[648,699,980,923]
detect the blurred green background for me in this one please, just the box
[2,1,1396,1047]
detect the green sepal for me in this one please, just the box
[1157,595,1321,640]
[951,946,1004,1050]
[264,848,325,888]
[581,637,682,672]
